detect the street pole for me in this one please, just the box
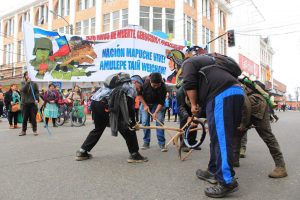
[49,10,73,34]
[296,87,300,111]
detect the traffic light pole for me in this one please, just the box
[207,32,228,44]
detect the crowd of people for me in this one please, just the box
[0,47,289,198]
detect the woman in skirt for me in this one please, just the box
[43,83,59,127]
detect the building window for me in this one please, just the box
[75,21,81,35]
[122,9,128,28]
[17,41,24,62]
[165,8,174,37]
[219,9,225,29]
[153,7,162,32]
[186,16,192,42]
[103,13,110,32]
[65,26,70,34]
[59,27,64,33]
[78,0,82,11]
[84,0,89,9]
[6,44,14,64]
[140,6,150,31]
[83,19,89,35]
[6,18,14,36]
[91,17,95,34]
[202,26,205,44]
[192,19,197,44]
[113,10,120,30]
[202,0,211,20]
[92,0,96,6]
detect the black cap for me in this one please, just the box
[150,72,162,84]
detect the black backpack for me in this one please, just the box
[200,53,242,78]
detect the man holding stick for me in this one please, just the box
[138,72,168,152]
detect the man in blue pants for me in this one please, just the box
[182,54,244,198]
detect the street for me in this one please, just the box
[0,111,299,200]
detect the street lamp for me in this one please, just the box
[296,87,300,111]
[49,10,73,34]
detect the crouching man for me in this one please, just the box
[182,53,244,198]
[75,73,147,163]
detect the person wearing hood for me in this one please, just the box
[75,73,147,163]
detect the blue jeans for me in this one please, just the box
[141,104,166,145]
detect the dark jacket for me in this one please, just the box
[138,77,167,105]
[182,55,238,107]
[43,90,59,104]
[4,90,21,111]
[21,82,39,104]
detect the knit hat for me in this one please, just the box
[131,75,144,86]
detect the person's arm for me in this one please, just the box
[34,83,39,103]
[138,95,149,112]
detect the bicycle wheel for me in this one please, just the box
[56,107,66,126]
[70,108,86,127]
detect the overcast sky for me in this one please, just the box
[1,0,300,96]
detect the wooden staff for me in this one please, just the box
[148,111,173,140]
[137,125,182,132]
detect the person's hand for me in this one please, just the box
[11,102,14,105]
[144,105,149,112]
[191,104,199,115]
[35,100,38,104]
[152,112,158,120]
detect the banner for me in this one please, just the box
[24,23,185,82]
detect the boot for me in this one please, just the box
[268,166,288,178]
[240,148,246,158]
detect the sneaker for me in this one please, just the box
[268,166,288,178]
[196,169,217,184]
[19,131,26,136]
[233,161,240,168]
[75,150,92,161]
[159,144,168,152]
[33,131,38,136]
[204,180,239,198]
[127,152,148,163]
[141,143,150,150]
[240,148,246,158]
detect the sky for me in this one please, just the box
[1,0,300,97]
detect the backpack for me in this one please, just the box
[200,53,242,78]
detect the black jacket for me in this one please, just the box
[138,78,167,105]
[21,82,39,104]
[182,55,238,107]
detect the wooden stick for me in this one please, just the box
[138,125,182,132]
[166,119,191,146]
[181,149,194,161]
[148,111,174,140]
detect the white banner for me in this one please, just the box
[24,23,185,83]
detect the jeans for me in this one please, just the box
[140,104,166,145]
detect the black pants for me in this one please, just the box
[0,104,3,116]
[165,108,171,121]
[45,118,56,126]
[135,108,139,122]
[81,100,139,154]
[22,103,37,132]
[8,111,19,125]
[174,113,177,122]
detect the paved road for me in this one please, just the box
[0,111,299,200]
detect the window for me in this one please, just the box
[202,26,205,44]
[92,0,96,6]
[6,18,14,36]
[83,19,89,35]
[140,6,150,31]
[59,27,64,33]
[202,0,211,20]
[219,9,225,29]
[165,8,174,37]
[103,13,110,32]
[78,0,82,11]
[75,21,82,35]
[91,18,95,34]
[122,9,128,28]
[84,0,89,9]
[66,0,70,15]
[65,26,70,34]
[113,11,120,30]
[192,19,197,44]
[6,44,14,64]
[17,41,24,62]
[153,7,162,32]
[186,16,192,42]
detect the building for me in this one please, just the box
[0,0,231,82]
[260,37,274,90]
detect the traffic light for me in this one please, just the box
[227,30,235,47]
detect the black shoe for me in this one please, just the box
[127,152,148,163]
[19,131,26,136]
[196,169,217,184]
[233,161,240,168]
[141,143,150,150]
[75,150,92,161]
[204,180,239,198]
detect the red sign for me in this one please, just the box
[239,54,259,77]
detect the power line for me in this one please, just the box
[238,22,300,33]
